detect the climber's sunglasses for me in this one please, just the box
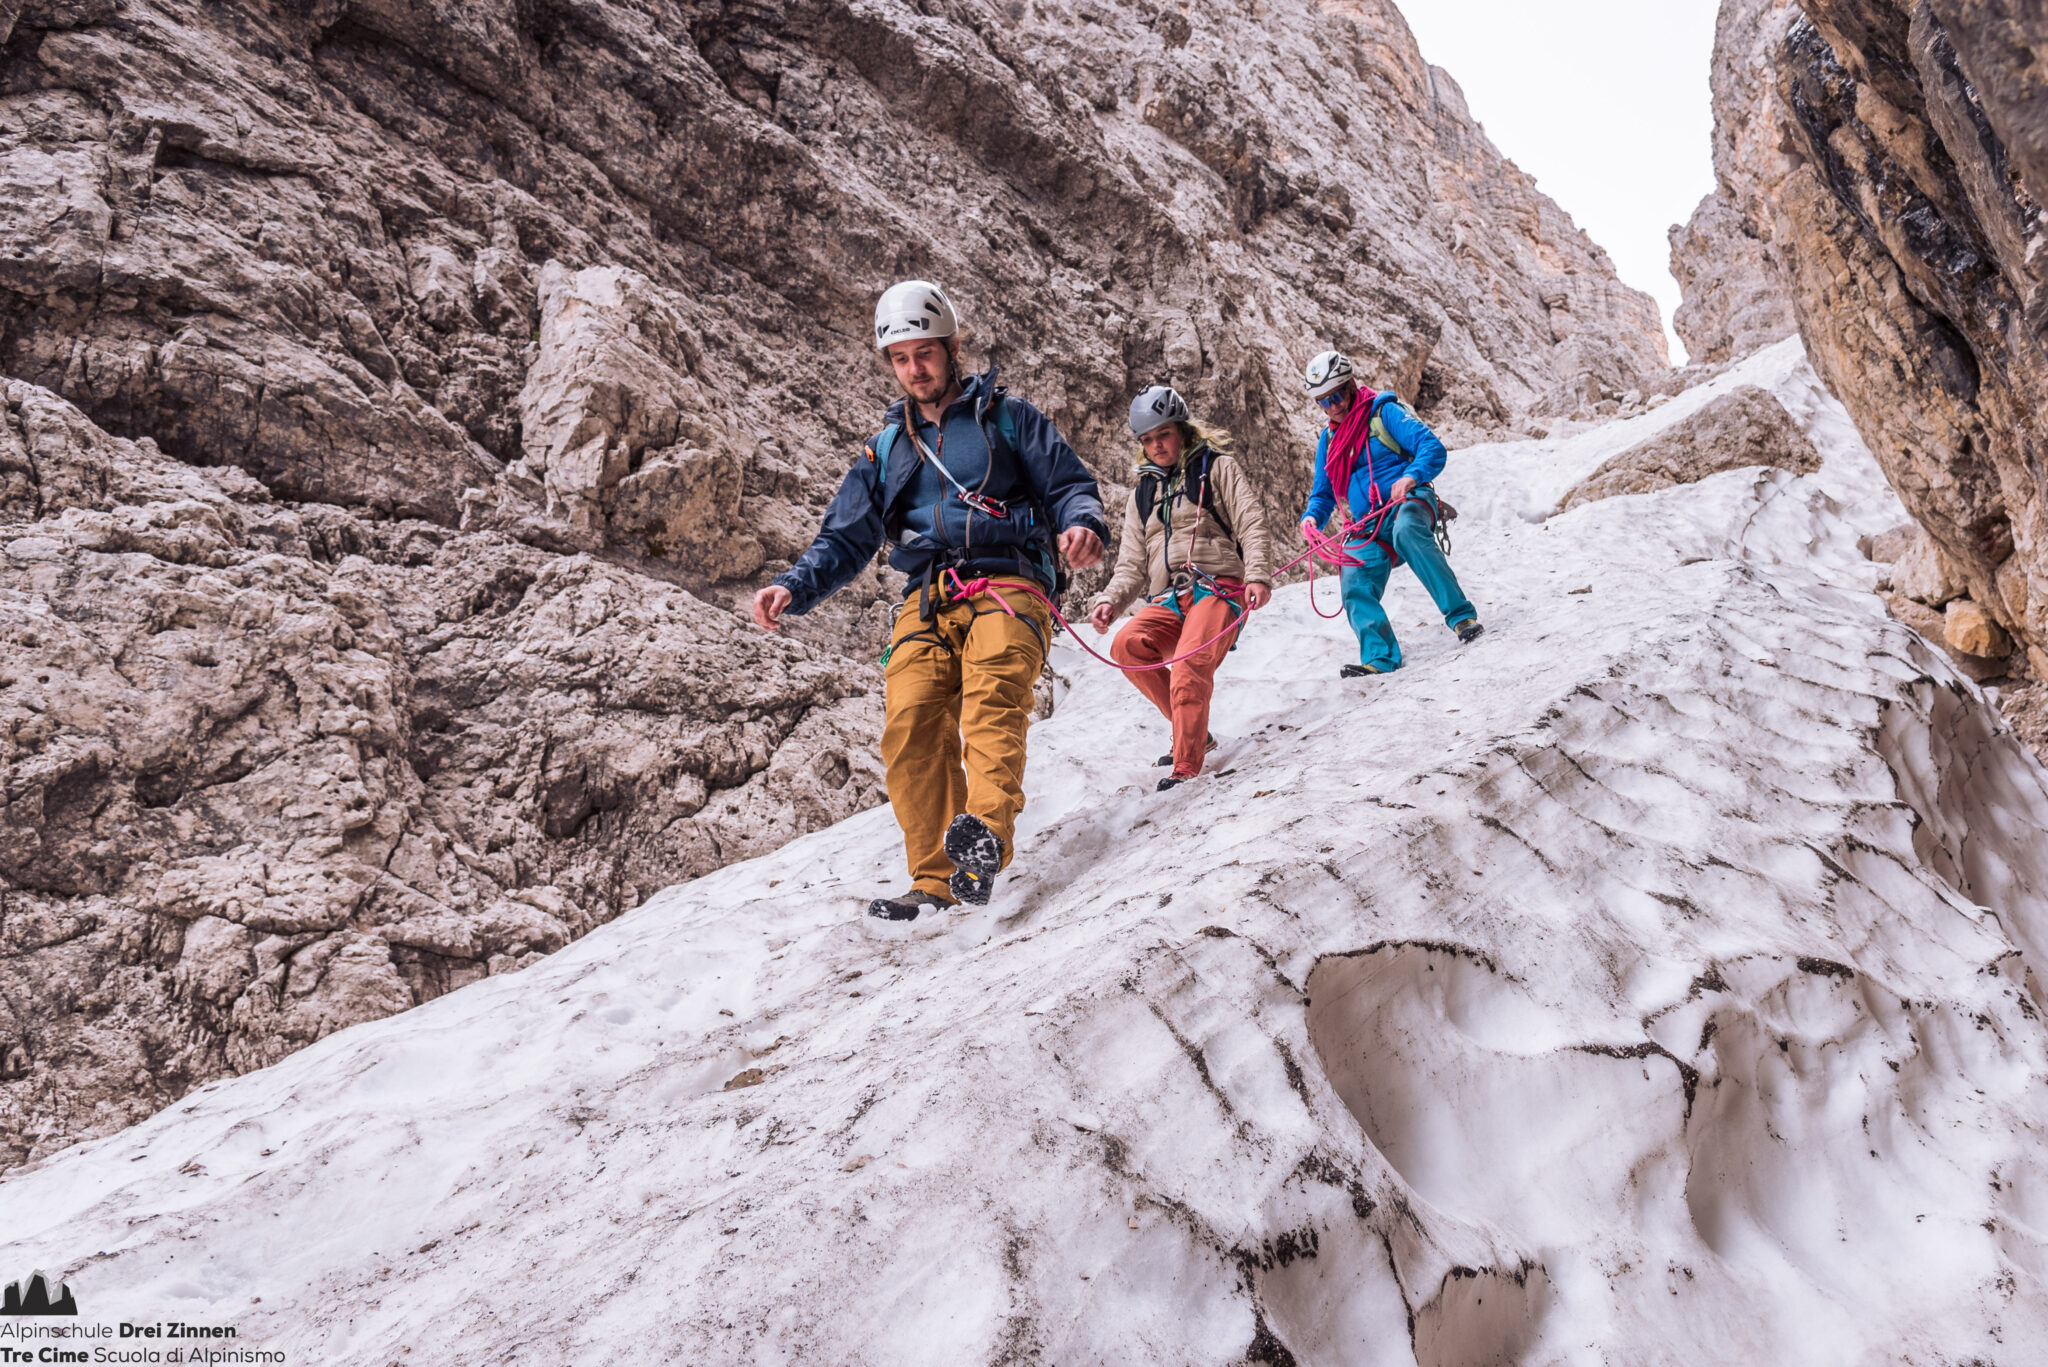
[1317,382,1356,410]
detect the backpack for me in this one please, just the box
[1133,446,1237,549]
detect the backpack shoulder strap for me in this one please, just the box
[988,391,1020,461]
[1193,448,1234,542]
[870,423,902,487]
[1134,465,1166,525]
[1368,395,1405,458]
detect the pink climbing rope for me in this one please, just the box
[1300,497,1412,618]
[933,496,1424,675]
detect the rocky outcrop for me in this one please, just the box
[2002,681,2048,762]
[1557,385,1819,511]
[1752,1,2047,681]
[0,0,1666,571]
[1668,192,1799,368]
[0,0,1671,1162]
[0,377,883,1169]
[1669,0,1802,365]
[1870,520,2018,680]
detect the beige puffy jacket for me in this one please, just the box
[1090,445,1272,616]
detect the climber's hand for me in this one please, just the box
[1059,527,1104,568]
[1088,601,1117,634]
[1245,583,1272,611]
[753,585,793,632]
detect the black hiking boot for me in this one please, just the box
[1155,734,1219,767]
[1157,775,1192,791]
[1454,619,1485,645]
[1340,663,1383,679]
[944,813,1004,906]
[866,889,951,922]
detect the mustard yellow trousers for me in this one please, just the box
[881,583,1052,901]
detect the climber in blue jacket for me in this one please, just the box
[1298,350,1483,677]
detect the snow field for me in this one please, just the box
[3,342,2047,1364]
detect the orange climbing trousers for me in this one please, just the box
[1109,586,1244,778]
[881,582,1053,901]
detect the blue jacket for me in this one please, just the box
[775,369,1108,615]
[1301,395,1448,528]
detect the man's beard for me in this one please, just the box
[902,369,953,405]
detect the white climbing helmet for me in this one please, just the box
[1304,349,1357,399]
[874,279,959,350]
[1128,384,1190,437]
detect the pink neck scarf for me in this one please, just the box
[1323,391,1383,508]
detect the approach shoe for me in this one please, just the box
[1155,734,1219,767]
[943,812,1005,906]
[866,889,951,922]
[1454,619,1485,645]
[1340,663,1384,679]
[1156,774,1196,791]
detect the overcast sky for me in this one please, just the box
[1398,0,1720,363]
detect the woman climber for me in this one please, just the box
[1298,351,1483,677]
[1087,386,1272,791]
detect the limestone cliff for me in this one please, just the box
[1669,0,1802,366]
[1748,0,2047,680]
[0,0,1668,1164]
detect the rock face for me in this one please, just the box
[0,0,1669,1163]
[0,0,1668,561]
[1668,0,1803,365]
[1558,385,1820,511]
[1744,0,2048,680]
[0,377,884,1168]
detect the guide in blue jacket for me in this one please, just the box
[1297,350,1483,677]
[753,281,1107,924]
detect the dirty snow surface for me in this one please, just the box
[8,341,2048,1364]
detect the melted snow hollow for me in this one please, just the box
[6,341,2048,1364]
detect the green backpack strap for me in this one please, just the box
[1368,397,1405,459]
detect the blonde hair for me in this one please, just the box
[1134,418,1234,468]
[1185,419,1233,453]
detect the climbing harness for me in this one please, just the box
[1298,493,1462,617]
[880,564,1051,668]
[936,492,1428,675]
[942,568,1246,674]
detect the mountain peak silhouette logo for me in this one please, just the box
[1,1271,78,1315]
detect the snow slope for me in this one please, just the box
[6,341,2048,1364]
